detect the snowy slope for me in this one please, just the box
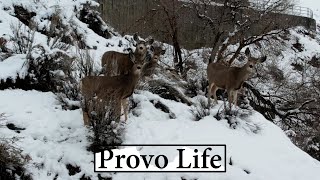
[0,0,147,81]
[0,90,92,179]
[0,0,319,180]
[1,90,320,180]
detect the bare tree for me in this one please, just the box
[133,0,185,73]
[157,0,184,72]
[189,0,295,65]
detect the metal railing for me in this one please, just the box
[285,6,313,19]
[250,0,313,19]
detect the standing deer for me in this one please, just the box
[101,34,154,76]
[81,62,142,126]
[141,44,166,80]
[207,48,266,109]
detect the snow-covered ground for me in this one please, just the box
[0,0,320,180]
[1,90,320,180]
[0,54,27,80]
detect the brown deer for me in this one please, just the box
[207,48,266,109]
[81,62,142,126]
[101,34,154,76]
[141,45,166,80]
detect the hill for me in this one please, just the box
[0,0,319,179]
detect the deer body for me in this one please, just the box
[207,48,266,109]
[101,34,153,76]
[81,64,141,126]
[101,52,135,76]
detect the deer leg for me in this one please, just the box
[122,98,129,121]
[82,98,91,126]
[113,98,121,122]
[83,111,90,126]
[227,89,233,110]
[233,90,238,107]
[212,85,218,104]
[207,83,213,107]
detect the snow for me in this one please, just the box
[119,92,320,180]
[1,90,319,180]
[0,90,91,179]
[0,0,319,179]
[0,54,28,81]
[248,25,320,95]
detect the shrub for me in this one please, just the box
[190,98,210,121]
[0,114,30,180]
[2,18,81,103]
[10,22,35,55]
[84,99,125,152]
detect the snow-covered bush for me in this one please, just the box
[84,99,125,152]
[26,44,76,93]
[0,114,30,180]
[143,79,193,106]
[10,22,35,55]
[190,97,210,121]
[76,49,99,78]
[0,141,30,180]
[3,14,81,102]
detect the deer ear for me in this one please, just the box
[126,48,133,54]
[133,33,139,41]
[146,53,152,62]
[129,53,135,62]
[161,49,166,55]
[147,38,154,45]
[245,48,251,56]
[260,56,267,63]
[128,49,135,61]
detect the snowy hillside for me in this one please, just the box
[1,89,320,180]
[0,0,319,180]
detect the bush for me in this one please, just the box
[1,18,80,103]
[10,22,35,55]
[76,49,99,78]
[0,114,30,180]
[84,99,125,152]
[185,75,208,98]
[26,45,77,94]
[144,79,192,106]
[190,98,210,121]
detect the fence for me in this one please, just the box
[250,0,313,19]
[286,6,313,19]
[97,0,316,49]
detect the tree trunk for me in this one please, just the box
[172,29,183,74]
[209,31,224,64]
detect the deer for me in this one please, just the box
[207,48,266,109]
[141,44,166,80]
[101,34,154,76]
[81,60,142,126]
